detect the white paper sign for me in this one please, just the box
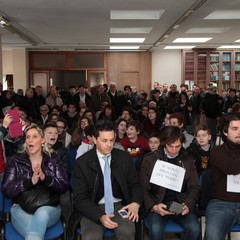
[227,174,240,193]
[150,160,186,192]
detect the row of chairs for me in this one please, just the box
[0,184,240,239]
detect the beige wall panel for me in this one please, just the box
[119,72,139,89]
[119,53,139,72]
[107,53,119,87]
[139,52,151,94]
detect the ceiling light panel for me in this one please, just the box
[173,38,212,43]
[205,10,240,19]
[186,27,232,34]
[110,10,164,20]
[218,45,240,49]
[110,46,140,50]
[110,38,145,43]
[235,39,240,42]
[110,27,152,34]
[164,46,195,49]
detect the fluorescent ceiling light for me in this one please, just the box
[164,46,195,49]
[110,10,164,20]
[235,39,240,42]
[110,46,140,50]
[110,38,145,43]
[218,45,240,49]
[110,27,152,34]
[186,27,232,34]
[205,10,240,19]
[173,38,212,43]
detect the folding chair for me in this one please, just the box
[227,223,240,240]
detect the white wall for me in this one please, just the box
[151,49,182,88]
[2,49,27,91]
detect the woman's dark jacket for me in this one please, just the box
[2,152,69,200]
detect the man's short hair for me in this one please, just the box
[228,88,237,94]
[219,112,240,142]
[169,112,185,126]
[57,118,68,129]
[40,104,49,112]
[124,85,132,92]
[127,120,142,133]
[153,89,160,94]
[43,121,58,131]
[94,120,115,138]
[160,126,185,146]
[194,124,211,136]
[149,132,161,141]
[121,106,133,116]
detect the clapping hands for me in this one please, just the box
[32,164,45,185]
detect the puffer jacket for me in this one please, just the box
[2,151,69,201]
[140,147,200,212]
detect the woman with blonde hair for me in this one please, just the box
[2,124,68,240]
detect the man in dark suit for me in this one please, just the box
[72,120,142,240]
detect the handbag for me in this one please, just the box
[18,187,60,214]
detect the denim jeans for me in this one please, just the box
[205,199,240,240]
[11,204,61,240]
[144,212,200,240]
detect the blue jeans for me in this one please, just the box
[205,199,240,240]
[11,204,61,240]
[144,212,200,240]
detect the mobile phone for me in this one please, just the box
[118,209,128,218]
[168,201,183,215]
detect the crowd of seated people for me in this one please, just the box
[0,81,240,239]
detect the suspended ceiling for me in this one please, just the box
[0,0,240,51]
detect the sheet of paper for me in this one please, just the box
[150,160,186,192]
[227,174,240,193]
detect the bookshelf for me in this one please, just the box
[182,50,240,94]
[235,52,240,90]
[221,52,231,92]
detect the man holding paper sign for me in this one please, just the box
[205,113,240,240]
[140,126,200,240]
